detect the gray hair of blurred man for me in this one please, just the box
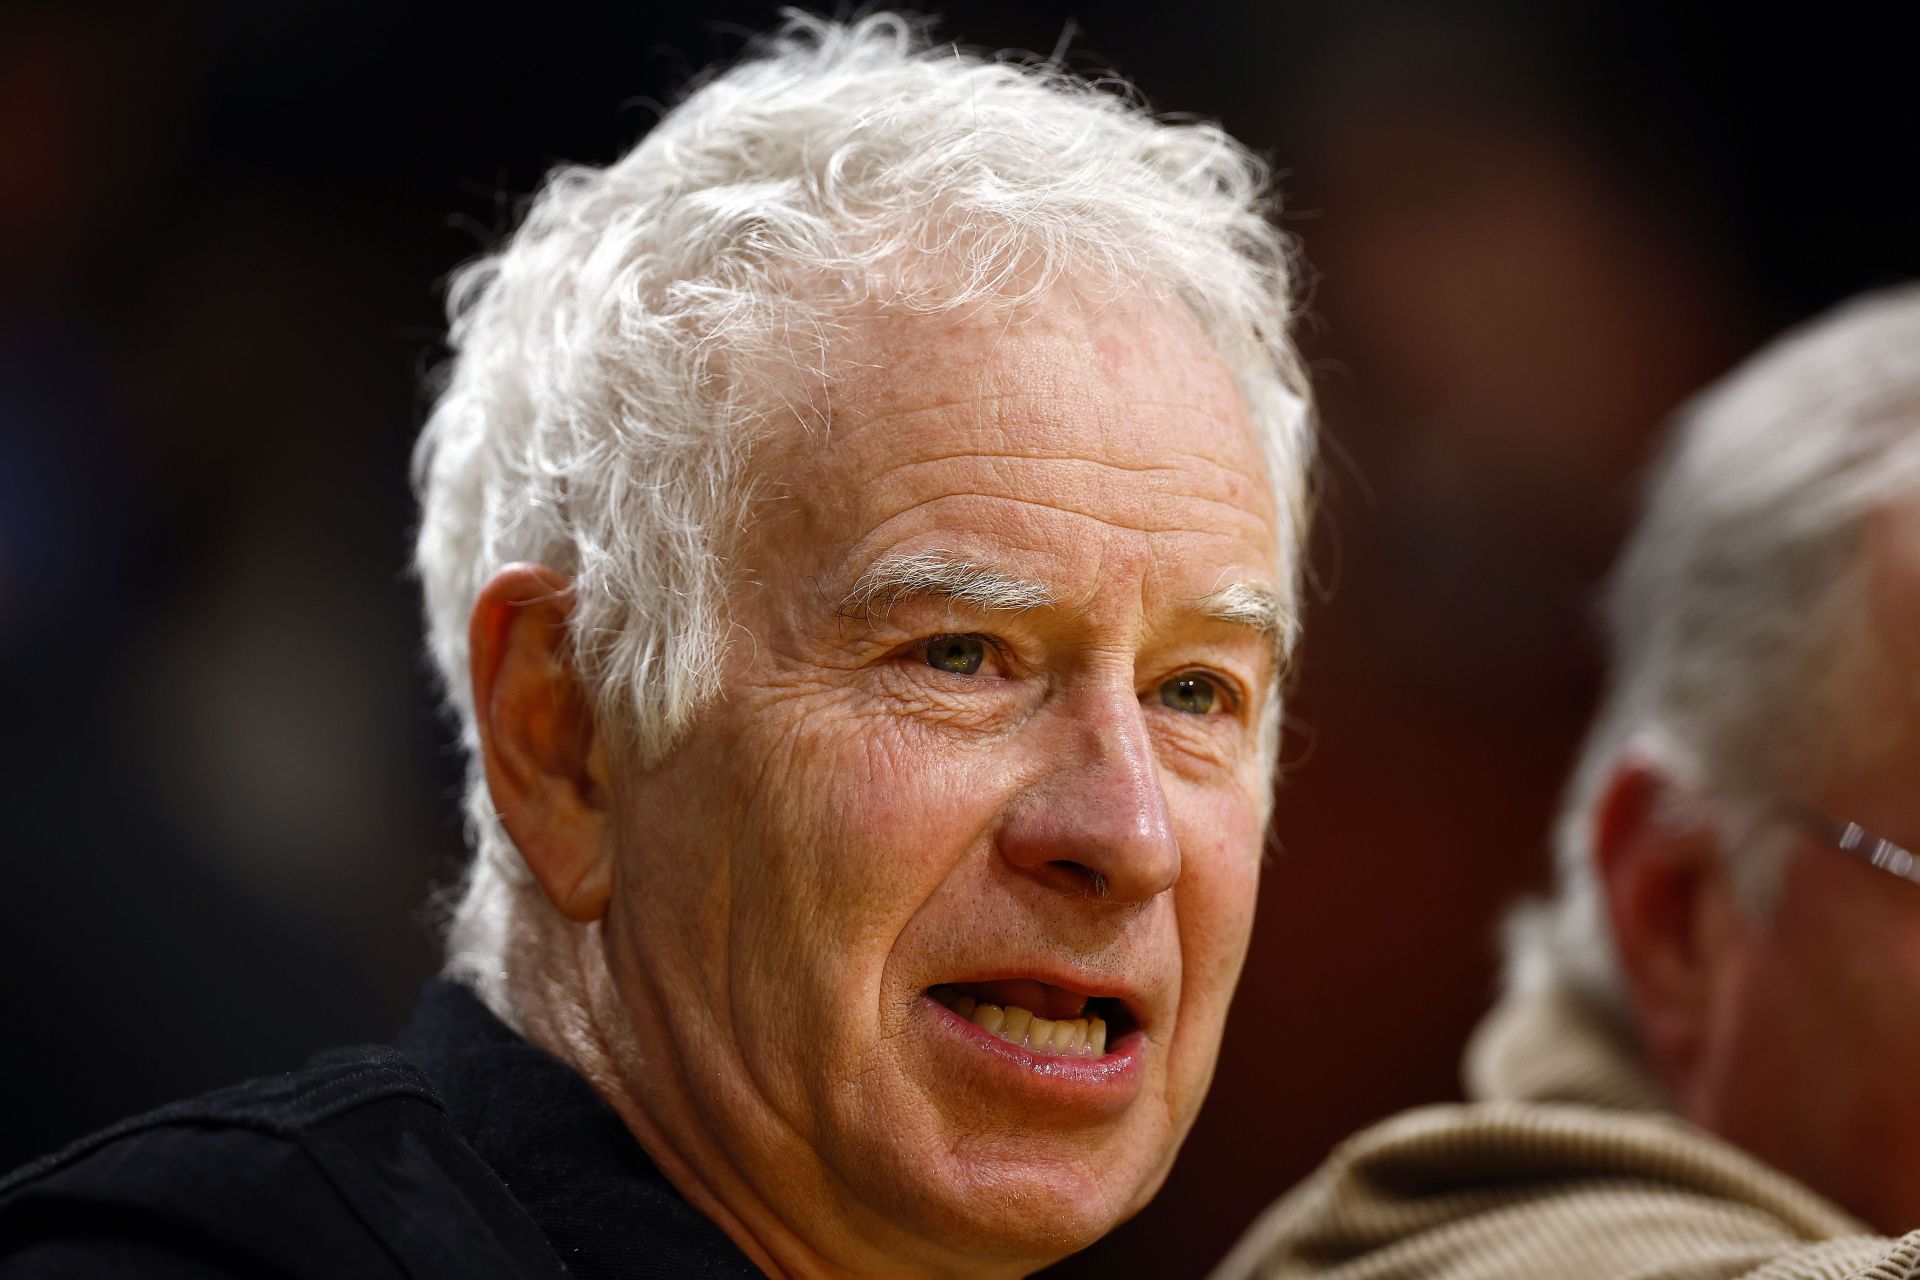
[411,13,1313,1018]
[1508,284,1920,1014]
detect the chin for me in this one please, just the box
[885,1136,1164,1266]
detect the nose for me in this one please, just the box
[997,688,1181,905]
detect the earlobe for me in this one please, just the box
[1592,760,1738,1097]
[469,563,614,923]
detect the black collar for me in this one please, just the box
[396,980,761,1280]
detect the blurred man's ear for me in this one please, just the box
[1591,760,1747,1101]
[469,563,613,923]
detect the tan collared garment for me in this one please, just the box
[1212,982,1920,1280]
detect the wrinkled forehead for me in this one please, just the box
[833,287,1234,410]
[751,287,1280,543]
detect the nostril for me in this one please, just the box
[1047,861,1111,899]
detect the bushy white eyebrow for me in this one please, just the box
[1199,581,1295,670]
[841,551,1290,658]
[1201,581,1283,634]
[839,550,1057,622]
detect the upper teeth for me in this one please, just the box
[934,989,1109,1058]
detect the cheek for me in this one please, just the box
[1764,867,1920,1044]
[1710,891,1920,1218]
[839,721,1009,851]
[1710,866,1920,1133]
[1170,785,1265,1033]
[726,712,1014,1015]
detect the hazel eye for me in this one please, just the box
[1159,673,1220,715]
[923,634,987,675]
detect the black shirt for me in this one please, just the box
[0,980,762,1278]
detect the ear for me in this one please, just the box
[469,563,613,923]
[1591,759,1746,1096]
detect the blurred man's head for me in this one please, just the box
[1512,285,1920,1231]
[411,15,1311,1274]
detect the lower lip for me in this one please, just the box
[921,994,1146,1109]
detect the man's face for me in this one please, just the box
[596,290,1284,1270]
[1686,498,1920,1233]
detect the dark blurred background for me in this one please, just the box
[1,1,1913,1273]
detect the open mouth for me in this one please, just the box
[928,980,1138,1059]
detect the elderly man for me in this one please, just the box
[0,14,1312,1278]
[1216,286,1920,1280]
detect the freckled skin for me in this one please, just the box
[594,291,1283,1276]
[1679,499,1920,1235]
